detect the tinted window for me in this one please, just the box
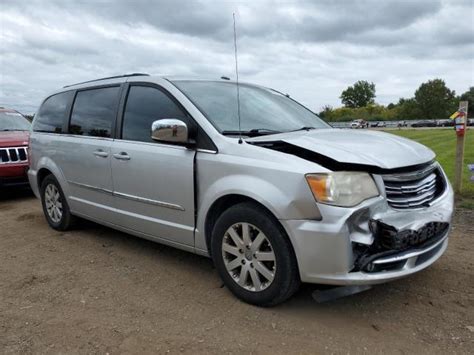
[70,86,120,137]
[33,91,73,133]
[122,86,187,142]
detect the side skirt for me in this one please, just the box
[72,210,196,255]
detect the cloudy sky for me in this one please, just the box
[1,0,473,114]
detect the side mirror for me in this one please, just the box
[151,119,189,144]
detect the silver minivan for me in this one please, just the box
[29,74,453,306]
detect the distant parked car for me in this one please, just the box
[351,119,368,129]
[397,121,408,128]
[411,120,437,128]
[370,121,386,128]
[437,119,454,127]
[0,108,31,189]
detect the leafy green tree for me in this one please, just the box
[396,98,421,120]
[318,105,333,119]
[340,80,376,108]
[414,79,457,119]
[459,87,474,118]
[323,107,353,122]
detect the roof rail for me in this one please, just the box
[63,73,150,88]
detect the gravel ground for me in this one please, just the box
[1,190,473,354]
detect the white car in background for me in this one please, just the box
[351,119,368,129]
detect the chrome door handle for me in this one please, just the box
[113,152,131,160]
[93,150,109,158]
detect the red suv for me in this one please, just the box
[0,108,31,188]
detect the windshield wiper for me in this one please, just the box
[1,129,28,131]
[289,126,316,132]
[249,128,282,134]
[221,128,282,137]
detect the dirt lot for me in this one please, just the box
[1,190,473,354]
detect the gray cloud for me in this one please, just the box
[0,0,473,114]
[44,0,447,45]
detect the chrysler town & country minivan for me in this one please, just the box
[29,74,453,306]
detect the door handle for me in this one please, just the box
[93,150,109,158]
[113,152,131,160]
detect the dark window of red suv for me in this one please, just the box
[33,91,74,133]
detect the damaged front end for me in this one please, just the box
[348,161,452,277]
[281,166,453,285]
[264,138,454,285]
[354,221,449,273]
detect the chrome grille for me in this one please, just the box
[383,164,445,209]
[0,147,28,164]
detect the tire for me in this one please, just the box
[211,202,300,306]
[40,174,75,231]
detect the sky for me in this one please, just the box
[1,0,473,114]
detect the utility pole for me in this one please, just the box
[454,101,469,194]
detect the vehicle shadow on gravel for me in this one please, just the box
[77,217,217,270]
[0,187,33,202]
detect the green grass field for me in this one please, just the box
[384,129,474,208]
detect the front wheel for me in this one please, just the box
[211,202,300,306]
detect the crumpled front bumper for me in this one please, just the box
[281,172,454,285]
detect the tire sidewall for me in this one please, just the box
[212,203,298,306]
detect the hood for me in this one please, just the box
[247,129,435,170]
[0,131,30,148]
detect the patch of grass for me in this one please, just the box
[458,197,474,209]
[384,128,474,208]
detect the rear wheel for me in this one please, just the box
[211,202,300,306]
[40,175,75,231]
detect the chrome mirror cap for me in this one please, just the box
[151,119,188,143]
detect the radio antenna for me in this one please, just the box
[233,13,243,144]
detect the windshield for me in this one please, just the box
[0,112,31,131]
[172,81,330,135]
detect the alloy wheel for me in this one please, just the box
[221,222,276,292]
[44,184,63,223]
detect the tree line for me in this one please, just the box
[319,79,473,122]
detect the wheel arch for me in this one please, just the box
[34,156,70,198]
[37,167,53,189]
[204,194,293,258]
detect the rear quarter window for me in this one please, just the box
[33,91,74,133]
